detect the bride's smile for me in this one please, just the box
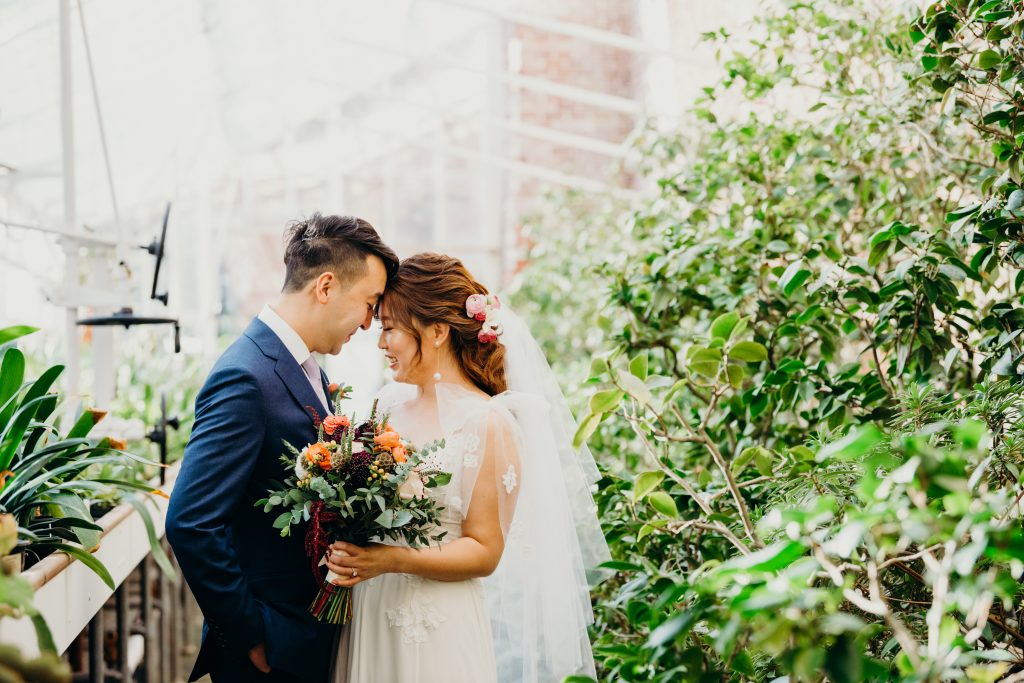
[376,302,459,388]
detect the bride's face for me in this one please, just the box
[377,307,429,385]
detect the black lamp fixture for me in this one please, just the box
[76,203,181,352]
[146,392,180,485]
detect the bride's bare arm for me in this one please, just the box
[326,413,519,585]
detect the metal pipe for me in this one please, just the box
[159,542,171,683]
[87,611,103,683]
[140,557,155,683]
[116,582,130,682]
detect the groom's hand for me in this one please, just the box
[248,642,271,673]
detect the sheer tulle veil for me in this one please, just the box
[466,305,611,682]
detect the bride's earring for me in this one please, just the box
[433,342,442,381]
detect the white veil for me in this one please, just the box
[473,306,610,682]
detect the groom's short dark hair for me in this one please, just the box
[281,212,398,292]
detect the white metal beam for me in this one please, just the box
[426,0,688,60]
[334,33,641,114]
[313,72,630,158]
[491,118,627,157]
[0,218,120,247]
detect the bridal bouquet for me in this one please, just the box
[258,396,449,624]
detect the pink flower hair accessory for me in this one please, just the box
[465,293,503,343]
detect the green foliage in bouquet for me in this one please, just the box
[258,399,451,549]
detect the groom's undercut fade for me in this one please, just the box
[281,212,399,292]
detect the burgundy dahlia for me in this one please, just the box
[341,450,374,487]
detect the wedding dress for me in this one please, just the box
[333,307,610,683]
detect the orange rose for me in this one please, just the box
[323,415,350,435]
[392,445,408,463]
[373,431,402,450]
[304,442,332,468]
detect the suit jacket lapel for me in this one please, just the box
[275,356,328,420]
[244,317,330,418]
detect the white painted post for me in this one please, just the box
[58,0,81,417]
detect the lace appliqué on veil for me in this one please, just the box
[385,576,447,644]
[502,463,518,493]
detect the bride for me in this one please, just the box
[326,253,610,683]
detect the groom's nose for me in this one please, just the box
[361,308,373,330]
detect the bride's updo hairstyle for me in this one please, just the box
[382,253,507,396]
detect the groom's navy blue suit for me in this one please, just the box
[167,318,337,682]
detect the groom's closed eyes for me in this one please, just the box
[368,292,384,316]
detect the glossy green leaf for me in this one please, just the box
[978,49,1002,69]
[633,471,666,502]
[0,326,38,346]
[629,352,649,380]
[589,389,624,414]
[729,341,768,363]
[572,412,600,449]
[710,312,741,340]
[648,492,678,518]
[779,260,811,297]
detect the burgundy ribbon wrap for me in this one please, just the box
[304,500,341,583]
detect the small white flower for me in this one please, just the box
[294,455,309,480]
[351,441,366,455]
[463,452,479,468]
[502,464,517,494]
[398,470,427,500]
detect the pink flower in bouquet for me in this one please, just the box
[465,294,488,318]
[323,415,350,436]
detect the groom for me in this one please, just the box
[166,213,398,682]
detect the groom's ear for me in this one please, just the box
[313,271,334,303]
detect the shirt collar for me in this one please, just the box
[258,304,312,366]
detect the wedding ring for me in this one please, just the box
[351,569,358,577]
